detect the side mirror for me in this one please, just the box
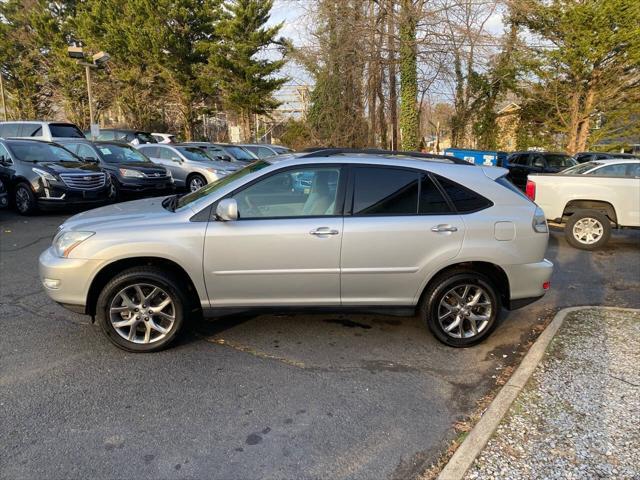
[171,156,182,162]
[216,198,238,221]
[84,156,99,163]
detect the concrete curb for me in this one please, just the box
[436,306,638,480]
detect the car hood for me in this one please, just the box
[34,161,102,174]
[61,197,173,231]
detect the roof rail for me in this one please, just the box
[298,147,471,165]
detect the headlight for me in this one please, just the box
[206,168,220,174]
[532,206,548,233]
[32,168,57,182]
[119,168,145,178]
[53,231,95,257]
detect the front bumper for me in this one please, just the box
[503,259,553,309]
[117,178,174,194]
[38,247,104,313]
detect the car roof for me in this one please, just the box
[0,120,76,125]
[509,151,570,156]
[591,158,639,165]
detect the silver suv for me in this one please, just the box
[137,144,239,191]
[39,150,553,352]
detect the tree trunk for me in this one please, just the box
[387,0,398,150]
[398,0,419,150]
[565,87,582,154]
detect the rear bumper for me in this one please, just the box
[503,259,553,309]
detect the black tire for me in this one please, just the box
[565,209,611,250]
[14,182,37,215]
[95,266,188,352]
[419,269,500,347]
[108,176,120,202]
[187,173,207,192]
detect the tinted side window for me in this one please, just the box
[353,167,419,215]
[0,144,12,163]
[435,175,492,213]
[627,163,640,177]
[419,176,451,214]
[589,164,628,177]
[98,131,115,141]
[49,123,85,138]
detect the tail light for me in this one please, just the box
[525,180,536,200]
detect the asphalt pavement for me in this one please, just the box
[1,209,638,480]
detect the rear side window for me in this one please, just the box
[0,123,20,137]
[18,123,42,137]
[435,175,492,213]
[352,167,419,215]
[49,123,85,138]
[419,176,451,213]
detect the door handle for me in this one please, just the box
[310,227,339,236]
[431,224,458,233]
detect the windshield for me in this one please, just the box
[97,144,150,163]
[225,146,256,162]
[176,160,270,209]
[10,142,80,162]
[546,154,576,168]
[562,161,600,174]
[175,146,215,162]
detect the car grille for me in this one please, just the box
[59,172,106,190]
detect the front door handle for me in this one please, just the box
[310,227,339,236]
[431,224,458,233]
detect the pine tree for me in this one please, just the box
[209,0,287,142]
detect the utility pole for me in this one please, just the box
[84,65,95,126]
[0,74,7,121]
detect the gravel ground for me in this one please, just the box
[465,308,640,480]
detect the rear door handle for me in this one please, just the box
[310,227,339,236]
[431,224,458,233]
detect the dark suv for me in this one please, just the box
[0,139,111,214]
[505,151,577,189]
[59,140,174,200]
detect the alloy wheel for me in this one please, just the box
[572,217,604,245]
[15,187,31,213]
[109,283,176,344]
[189,177,205,192]
[437,284,492,339]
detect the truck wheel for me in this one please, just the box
[419,270,500,347]
[565,209,611,250]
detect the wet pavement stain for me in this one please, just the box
[323,318,372,329]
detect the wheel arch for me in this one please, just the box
[86,256,202,317]
[418,261,510,308]
[562,200,617,224]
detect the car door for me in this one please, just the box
[202,164,345,306]
[588,163,640,226]
[340,166,465,306]
[0,143,15,187]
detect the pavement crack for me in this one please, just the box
[1,235,52,252]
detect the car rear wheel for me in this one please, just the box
[420,270,500,347]
[14,183,37,215]
[187,174,206,192]
[565,209,611,250]
[95,267,187,352]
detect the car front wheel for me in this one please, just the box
[14,183,37,215]
[95,267,187,352]
[420,270,500,347]
[187,174,206,192]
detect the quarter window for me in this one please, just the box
[233,167,342,219]
[435,175,492,213]
[352,167,419,215]
[419,176,451,214]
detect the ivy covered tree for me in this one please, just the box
[208,0,287,141]
[398,0,420,150]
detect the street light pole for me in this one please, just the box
[84,64,94,126]
[0,74,7,122]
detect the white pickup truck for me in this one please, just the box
[526,159,640,249]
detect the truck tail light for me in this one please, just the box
[543,281,550,290]
[525,180,536,200]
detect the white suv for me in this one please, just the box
[39,150,553,352]
[0,121,86,141]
